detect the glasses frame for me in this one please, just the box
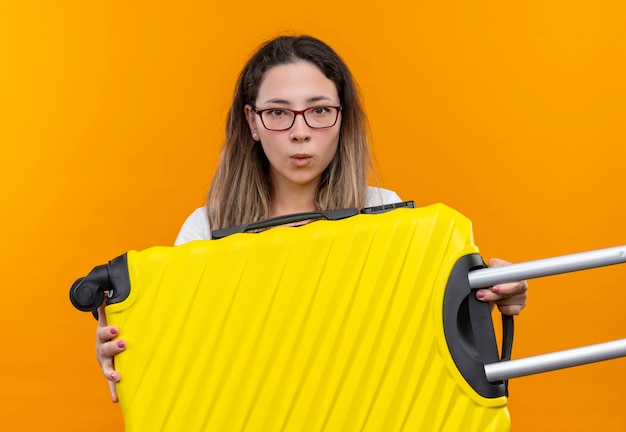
[252,105,343,131]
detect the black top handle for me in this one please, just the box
[211,208,359,239]
[211,201,417,240]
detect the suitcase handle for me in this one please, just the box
[211,208,359,239]
[444,254,510,398]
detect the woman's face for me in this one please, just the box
[245,61,341,192]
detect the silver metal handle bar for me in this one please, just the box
[485,338,626,381]
[468,245,626,289]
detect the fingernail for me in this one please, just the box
[117,340,126,349]
[110,327,118,336]
[110,372,119,381]
[476,291,486,299]
[492,286,501,293]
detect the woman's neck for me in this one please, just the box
[270,180,318,217]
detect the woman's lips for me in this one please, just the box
[290,154,312,167]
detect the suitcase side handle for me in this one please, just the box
[443,255,516,398]
[443,254,510,398]
[211,208,359,239]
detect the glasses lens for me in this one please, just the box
[304,106,339,128]
[261,109,294,131]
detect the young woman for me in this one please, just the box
[96,35,528,402]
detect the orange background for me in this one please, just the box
[1,1,625,430]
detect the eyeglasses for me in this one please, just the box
[252,105,342,131]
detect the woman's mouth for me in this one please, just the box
[290,154,312,167]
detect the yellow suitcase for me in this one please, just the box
[72,203,626,430]
[71,203,511,431]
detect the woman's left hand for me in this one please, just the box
[475,258,528,316]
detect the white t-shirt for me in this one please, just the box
[175,186,402,245]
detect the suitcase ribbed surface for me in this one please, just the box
[106,203,510,431]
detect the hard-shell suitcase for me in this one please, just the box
[70,203,626,431]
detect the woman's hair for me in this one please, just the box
[206,35,375,232]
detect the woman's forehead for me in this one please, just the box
[256,61,339,106]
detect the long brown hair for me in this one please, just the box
[207,35,374,233]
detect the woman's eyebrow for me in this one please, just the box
[262,98,291,105]
[260,96,336,106]
[306,96,335,104]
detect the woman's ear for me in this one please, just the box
[244,105,259,141]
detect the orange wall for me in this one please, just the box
[1,1,625,430]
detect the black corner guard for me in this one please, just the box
[69,254,131,313]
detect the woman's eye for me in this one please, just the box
[312,106,330,115]
[269,109,285,117]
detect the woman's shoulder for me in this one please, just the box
[174,206,211,245]
[365,186,403,207]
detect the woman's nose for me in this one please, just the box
[289,114,312,142]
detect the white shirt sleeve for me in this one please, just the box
[174,207,212,245]
[365,186,403,206]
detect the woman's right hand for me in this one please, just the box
[96,301,126,403]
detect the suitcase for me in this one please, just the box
[69,203,626,431]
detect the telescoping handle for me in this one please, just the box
[469,245,626,382]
